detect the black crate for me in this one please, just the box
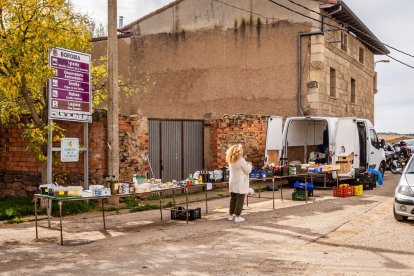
[171,206,201,221]
[354,173,376,190]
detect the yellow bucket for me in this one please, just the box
[354,185,363,196]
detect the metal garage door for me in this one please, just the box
[148,120,204,182]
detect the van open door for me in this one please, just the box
[264,116,283,165]
[334,118,360,177]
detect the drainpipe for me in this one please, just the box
[297,4,342,116]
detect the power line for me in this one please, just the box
[286,0,414,59]
[384,44,414,58]
[213,0,414,69]
[265,0,414,69]
[213,0,272,20]
[215,0,414,69]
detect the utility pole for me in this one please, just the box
[107,0,119,179]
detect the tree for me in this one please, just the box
[0,0,93,180]
[0,0,154,182]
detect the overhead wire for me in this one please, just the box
[212,0,414,69]
[285,0,414,59]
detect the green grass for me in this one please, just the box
[130,204,160,212]
[0,197,44,221]
[0,197,97,222]
[51,200,97,217]
[0,184,214,223]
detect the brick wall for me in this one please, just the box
[209,114,269,169]
[0,111,149,197]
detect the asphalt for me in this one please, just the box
[1,172,413,275]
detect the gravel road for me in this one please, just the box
[1,173,413,275]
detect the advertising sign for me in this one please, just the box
[49,47,92,122]
[61,138,79,162]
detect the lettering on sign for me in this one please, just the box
[61,138,79,162]
[48,47,91,122]
[50,110,91,122]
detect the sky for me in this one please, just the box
[70,0,414,134]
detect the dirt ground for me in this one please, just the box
[1,173,414,275]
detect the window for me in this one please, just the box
[341,33,348,52]
[370,129,379,148]
[330,67,336,97]
[351,78,356,104]
[359,47,365,64]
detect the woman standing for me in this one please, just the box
[226,144,252,222]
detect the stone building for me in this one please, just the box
[91,0,389,181]
[92,0,388,123]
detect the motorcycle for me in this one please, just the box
[389,142,412,174]
[385,144,402,174]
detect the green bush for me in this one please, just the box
[51,200,97,217]
[0,197,43,221]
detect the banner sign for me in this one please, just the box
[49,47,92,122]
[61,138,79,162]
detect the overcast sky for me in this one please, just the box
[70,0,414,134]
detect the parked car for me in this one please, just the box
[393,155,414,221]
[400,139,414,153]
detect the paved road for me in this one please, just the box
[1,173,413,275]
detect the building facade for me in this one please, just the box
[92,0,388,123]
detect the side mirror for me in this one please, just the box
[380,139,385,149]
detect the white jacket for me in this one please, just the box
[228,158,253,194]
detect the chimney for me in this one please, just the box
[119,16,124,28]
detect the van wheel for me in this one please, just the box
[394,207,408,222]
[380,162,386,177]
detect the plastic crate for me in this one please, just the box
[353,185,363,196]
[333,186,353,197]
[292,190,311,201]
[170,207,201,221]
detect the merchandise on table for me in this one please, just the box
[39,184,57,195]
[90,185,111,196]
[67,186,83,196]
[103,175,119,195]
[82,190,94,197]
[38,184,84,197]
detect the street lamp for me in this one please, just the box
[375,59,390,66]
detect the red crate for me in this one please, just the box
[333,186,354,197]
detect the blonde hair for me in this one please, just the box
[226,144,244,164]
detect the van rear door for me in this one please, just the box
[265,116,283,165]
[335,118,360,177]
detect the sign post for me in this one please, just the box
[47,47,92,192]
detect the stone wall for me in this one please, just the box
[119,115,149,182]
[306,18,376,123]
[0,112,149,198]
[208,114,269,169]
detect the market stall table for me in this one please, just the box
[33,184,211,245]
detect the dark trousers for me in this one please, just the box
[229,192,245,216]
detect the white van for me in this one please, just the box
[265,116,386,180]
